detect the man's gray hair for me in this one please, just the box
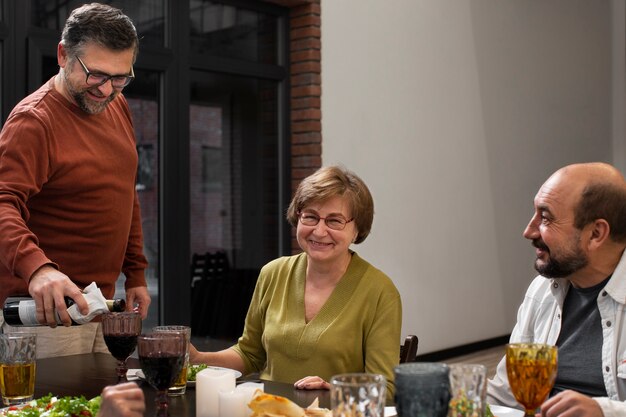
[61,3,138,61]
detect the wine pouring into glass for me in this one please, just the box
[102,312,142,380]
[505,343,558,417]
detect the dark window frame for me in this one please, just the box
[1,0,291,326]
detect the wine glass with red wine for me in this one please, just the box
[102,312,142,380]
[138,333,185,417]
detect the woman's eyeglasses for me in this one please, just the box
[298,212,354,231]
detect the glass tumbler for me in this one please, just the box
[0,333,37,406]
[331,373,386,417]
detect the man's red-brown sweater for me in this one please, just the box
[0,77,148,306]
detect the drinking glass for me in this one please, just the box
[448,364,487,417]
[153,325,191,396]
[0,334,37,406]
[330,373,386,417]
[505,343,558,417]
[138,333,186,417]
[102,311,142,380]
[394,362,450,417]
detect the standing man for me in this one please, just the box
[487,162,626,417]
[0,3,150,357]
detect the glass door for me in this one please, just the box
[189,71,281,338]
[188,0,289,339]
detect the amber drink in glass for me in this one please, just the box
[0,334,37,406]
[506,343,557,417]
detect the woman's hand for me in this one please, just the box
[188,343,202,364]
[294,376,331,390]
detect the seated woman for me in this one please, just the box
[189,165,402,398]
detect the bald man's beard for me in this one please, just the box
[532,236,588,278]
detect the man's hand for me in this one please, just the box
[97,382,145,417]
[541,390,603,417]
[28,265,88,327]
[126,286,151,319]
[294,376,331,390]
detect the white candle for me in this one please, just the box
[236,382,265,416]
[219,390,246,417]
[196,368,236,417]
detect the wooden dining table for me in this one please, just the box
[33,353,330,415]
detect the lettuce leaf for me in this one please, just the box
[0,394,100,417]
[187,364,208,381]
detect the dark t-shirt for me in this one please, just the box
[551,276,611,397]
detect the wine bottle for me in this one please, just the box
[2,296,126,326]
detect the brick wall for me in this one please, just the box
[266,0,322,186]
[266,0,322,252]
[287,1,322,191]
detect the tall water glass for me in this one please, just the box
[0,333,37,406]
[153,325,191,395]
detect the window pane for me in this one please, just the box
[190,0,278,64]
[119,69,161,331]
[190,71,280,338]
[31,0,165,48]
[190,72,279,260]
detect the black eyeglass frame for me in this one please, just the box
[75,55,135,88]
[297,211,355,231]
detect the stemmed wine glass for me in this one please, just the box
[506,343,558,417]
[102,312,142,380]
[137,333,186,417]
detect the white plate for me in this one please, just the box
[127,366,242,387]
[489,404,524,417]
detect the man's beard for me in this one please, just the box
[532,237,588,278]
[63,70,116,115]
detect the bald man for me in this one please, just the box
[488,163,626,417]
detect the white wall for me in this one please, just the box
[321,0,616,353]
[612,0,626,173]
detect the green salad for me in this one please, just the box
[0,394,101,417]
[186,364,208,382]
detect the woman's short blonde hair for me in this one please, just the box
[286,165,374,244]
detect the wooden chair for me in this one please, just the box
[400,334,419,363]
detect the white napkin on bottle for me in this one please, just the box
[65,282,110,324]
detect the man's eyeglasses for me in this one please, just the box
[298,212,354,231]
[75,55,135,88]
